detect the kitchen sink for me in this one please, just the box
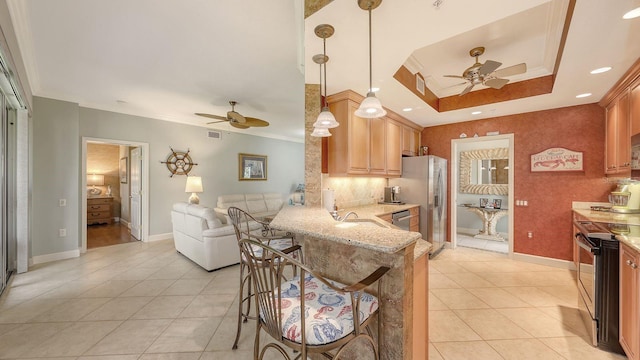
[335,218,389,228]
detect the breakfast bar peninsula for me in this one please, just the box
[270,205,431,359]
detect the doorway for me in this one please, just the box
[81,137,149,252]
[450,134,514,254]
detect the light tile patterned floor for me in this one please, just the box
[0,240,630,359]
[457,233,509,254]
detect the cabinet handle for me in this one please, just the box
[633,263,638,269]
[627,259,632,266]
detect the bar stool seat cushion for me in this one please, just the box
[274,274,379,346]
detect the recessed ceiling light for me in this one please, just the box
[403,107,412,112]
[369,87,380,93]
[590,67,612,74]
[623,6,640,19]
[471,111,482,115]
[576,93,592,98]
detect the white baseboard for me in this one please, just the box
[147,232,173,242]
[31,248,80,265]
[512,252,576,271]
[120,219,130,228]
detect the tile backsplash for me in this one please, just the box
[321,174,387,209]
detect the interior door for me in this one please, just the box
[130,147,142,240]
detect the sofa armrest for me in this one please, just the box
[213,207,231,225]
[203,225,236,238]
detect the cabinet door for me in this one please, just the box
[618,92,631,171]
[606,102,618,173]
[402,126,413,156]
[386,119,402,176]
[631,82,640,136]
[369,117,387,175]
[348,106,370,175]
[619,243,639,360]
[412,128,421,155]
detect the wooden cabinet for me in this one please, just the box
[632,80,640,136]
[326,90,422,177]
[386,118,403,176]
[620,242,640,360]
[377,213,392,223]
[402,126,421,156]
[605,91,631,174]
[409,206,420,232]
[87,197,113,225]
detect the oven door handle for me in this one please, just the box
[575,233,601,255]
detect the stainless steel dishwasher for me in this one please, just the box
[392,210,411,231]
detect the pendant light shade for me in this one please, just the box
[311,24,337,137]
[311,127,332,137]
[313,106,339,128]
[356,0,386,119]
[355,91,386,118]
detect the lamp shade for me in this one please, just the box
[87,174,105,186]
[185,176,203,193]
[311,127,332,137]
[312,107,339,129]
[355,92,387,118]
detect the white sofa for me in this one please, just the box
[214,193,284,222]
[171,202,261,271]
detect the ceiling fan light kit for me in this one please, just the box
[355,0,387,119]
[311,24,339,137]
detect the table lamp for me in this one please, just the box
[87,174,104,196]
[185,176,203,204]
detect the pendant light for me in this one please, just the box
[355,0,386,119]
[311,24,338,137]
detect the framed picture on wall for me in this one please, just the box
[238,153,267,181]
[119,157,128,183]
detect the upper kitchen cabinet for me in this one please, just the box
[631,79,640,136]
[402,125,421,156]
[605,91,630,175]
[325,90,423,177]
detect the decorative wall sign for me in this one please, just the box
[531,147,583,172]
[161,147,198,177]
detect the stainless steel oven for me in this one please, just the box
[573,219,624,354]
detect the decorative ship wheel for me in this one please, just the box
[161,147,197,177]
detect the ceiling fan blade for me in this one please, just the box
[195,113,228,121]
[206,120,228,125]
[484,78,510,89]
[443,75,467,79]
[244,117,270,127]
[441,81,469,90]
[494,63,527,78]
[459,83,475,96]
[478,60,502,76]
[227,111,246,124]
[230,122,250,129]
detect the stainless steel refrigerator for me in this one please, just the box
[390,155,447,257]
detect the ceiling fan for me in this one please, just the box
[443,46,527,96]
[195,101,269,129]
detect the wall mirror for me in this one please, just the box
[459,148,509,195]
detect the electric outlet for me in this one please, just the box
[59,199,66,207]
[527,231,533,239]
[59,228,67,237]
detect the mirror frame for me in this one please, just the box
[459,148,509,195]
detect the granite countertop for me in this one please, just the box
[271,205,428,255]
[573,208,640,253]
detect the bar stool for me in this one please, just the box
[227,207,297,350]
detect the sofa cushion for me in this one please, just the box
[264,193,284,212]
[173,202,222,230]
[217,194,249,212]
[246,193,268,214]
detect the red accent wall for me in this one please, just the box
[422,103,614,261]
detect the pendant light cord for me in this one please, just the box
[368,8,372,93]
[323,38,328,108]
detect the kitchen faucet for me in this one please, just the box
[329,210,359,221]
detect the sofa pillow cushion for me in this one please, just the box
[186,204,223,229]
